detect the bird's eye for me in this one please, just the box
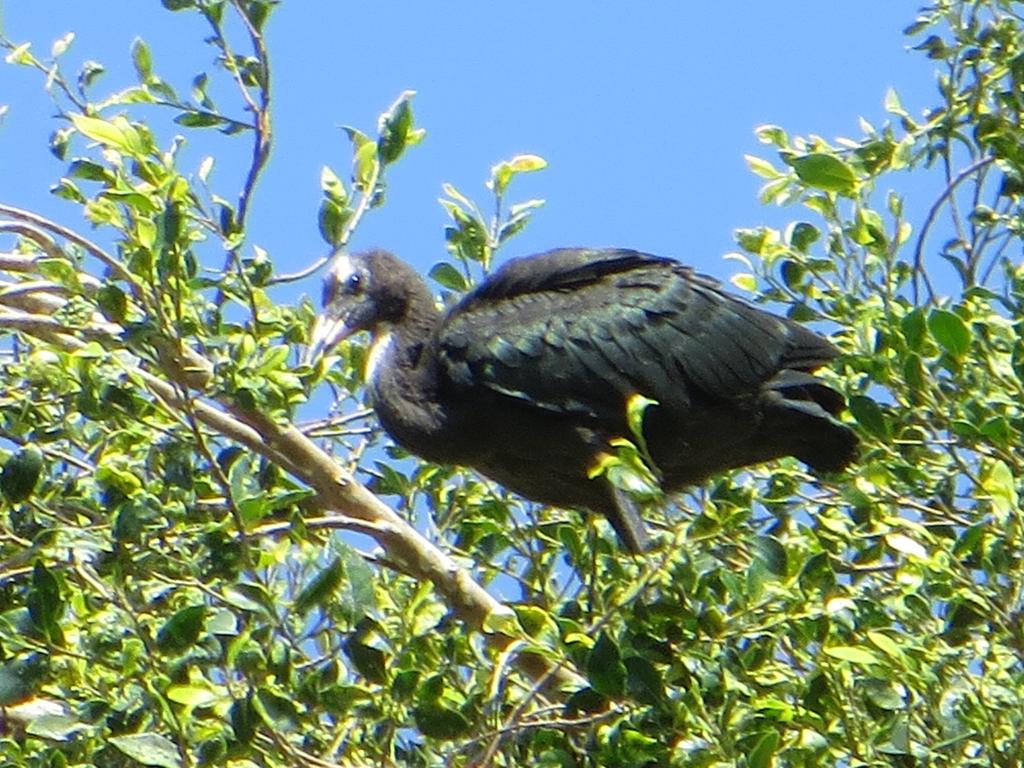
[346,272,363,293]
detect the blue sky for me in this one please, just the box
[1,2,935,302]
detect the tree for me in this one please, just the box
[0,1,1021,765]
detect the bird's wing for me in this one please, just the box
[437,248,838,419]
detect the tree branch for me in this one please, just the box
[0,281,581,693]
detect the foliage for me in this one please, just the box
[0,1,1021,766]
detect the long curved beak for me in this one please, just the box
[304,314,350,366]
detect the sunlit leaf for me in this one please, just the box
[789,152,858,194]
[69,113,137,154]
[886,533,928,560]
[823,646,882,666]
[927,308,971,359]
[130,37,153,81]
[429,262,468,291]
[748,730,780,768]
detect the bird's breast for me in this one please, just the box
[365,331,395,389]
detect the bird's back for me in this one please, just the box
[438,248,839,420]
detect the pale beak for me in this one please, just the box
[304,314,349,365]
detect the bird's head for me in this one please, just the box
[306,249,427,362]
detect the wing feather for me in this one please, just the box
[437,248,838,422]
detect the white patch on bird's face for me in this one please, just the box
[365,330,394,386]
[330,254,356,285]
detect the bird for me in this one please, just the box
[307,247,858,553]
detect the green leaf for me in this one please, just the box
[745,154,780,179]
[624,656,664,705]
[748,730,780,768]
[565,687,605,716]
[166,684,220,708]
[788,221,820,252]
[344,640,387,684]
[77,60,105,91]
[96,284,128,323]
[354,140,379,190]
[191,72,213,108]
[752,535,788,577]
[512,605,559,645]
[499,198,546,244]
[587,632,625,698]
[482,604,520,636]
[320,164,348,204]
[848,395,889,438]
[429,262,468,292]
[377,90,417,164]
[625,393,657,457]
[903,352,925,400]
[25,714,85,741]
[731,272,757,292]
[886,532,928,560]
[866,630,904,660]
[110,733,181,768]
[780,260,806,289]
[69,113,138,155]
[823,645,882,666]
[790,153,858,195]
[130,37,153,82]
[246,1,273,31]
[490,153,547,196]
[4,42,37,67]
[294,557,344,614]
[49,127,72,159]
[927,308,971,359]
[173,111,228,128]
[256,687,300,729]
[735,226,772,254]
[207,608,238,635]
[981,459,1018,519]
[1,445,43,503]
[318,199,352,246]
[338,544,377,620]
[413,702,472,740]
[27,562,62,642]
[322,684,372,715]
[230,696,258,744]
[884,86,905,113]
[863,679,905,710]
[254,344,290,375]
[156,605,206,654]
[755,124,788,146]
[67,158,110,181]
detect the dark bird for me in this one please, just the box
[308,247,858,553]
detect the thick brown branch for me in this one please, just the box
[0,302,580,693]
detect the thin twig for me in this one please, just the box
[0,204,137,288]
[911,155,994,303]
[270,253,331,285]
[269,137,385,286]
[209,2,273,306]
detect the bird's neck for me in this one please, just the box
[365,297,456,463]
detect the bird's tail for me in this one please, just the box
[606,485,652,553]
[760,371,859,473]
